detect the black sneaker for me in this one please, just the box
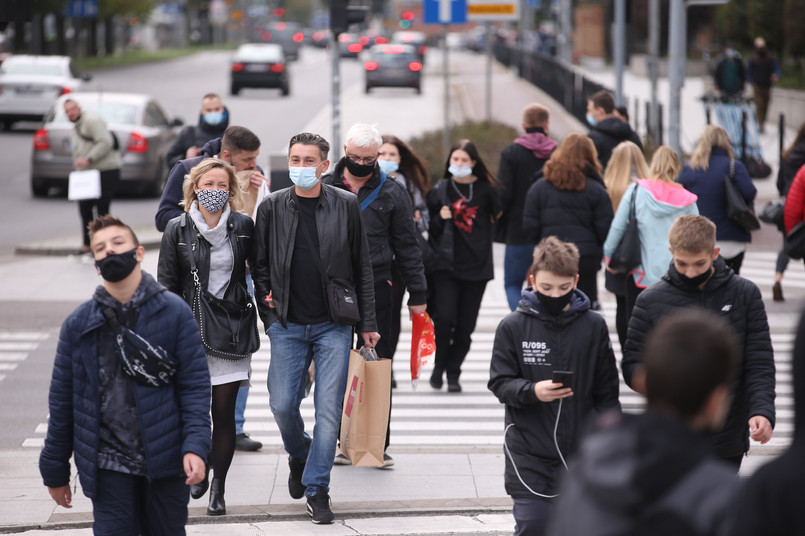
[288,456,306,499]
[306,486,334,524]
[235,433,263,451]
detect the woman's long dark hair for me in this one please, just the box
[783,121,805,162]
[442,139,500,187]
[382,134,430,201]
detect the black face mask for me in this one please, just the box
[678,265,713,287]
[536,290,573,316]
[344,157,376,178]
[95,248,139,282]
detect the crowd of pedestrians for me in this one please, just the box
[40,85,803,536]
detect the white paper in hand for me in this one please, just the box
[68,169,101,200]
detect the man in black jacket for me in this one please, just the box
[550,309,742,536]
[322,123,427,467]
[586,90,643,169]
[623,214,775,469]
[488,236,620,536]
[251,132,379,525]
[166,93,230,169]
[498,104,557,311]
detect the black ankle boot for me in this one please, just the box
[207,478,226,515]
[190,464,210,499]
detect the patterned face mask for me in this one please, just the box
[197,188,230,214]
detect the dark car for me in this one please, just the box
[364,44,423,94]
[30,92,182,197]
[230,43,290,97]
[338,33,363,58]
[390,31,428,64]
[309,29,331,48]
[262,21,302,61]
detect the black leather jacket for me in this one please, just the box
[157,211,254,307]
[251,184,377,332]
[323,159,427,305]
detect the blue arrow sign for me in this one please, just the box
[424,0,467,24]
[64,0,99,18]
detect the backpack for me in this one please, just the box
[76,126,120,151]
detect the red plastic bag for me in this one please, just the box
[410,312,436,389]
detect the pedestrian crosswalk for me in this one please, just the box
[19,247,802,453]
[0,332,48,384]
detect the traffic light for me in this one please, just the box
[330,0,369,36]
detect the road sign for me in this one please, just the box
[423,0,467,24]
[467,0,519,21]
[63,0,98,19]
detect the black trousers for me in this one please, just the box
[577,255,601,304]
[79,168,121,247]
[616,275,644,349]
[723,251,745,275]
[430,273,487,383]
[91,469,188,535]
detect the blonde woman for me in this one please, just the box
[604,146,699,325]
[602,141,650,347]
[678,125,757,274]
[157,158,254,516]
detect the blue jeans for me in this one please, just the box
[267,320,353,496]
[504,244,534,311]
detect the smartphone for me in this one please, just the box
[552,370,574,388]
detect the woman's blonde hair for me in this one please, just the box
[543,133,601,191]
[689,125,733,171]
[181,158,244,213]
[649,146,681,183]
[604,141,649,213]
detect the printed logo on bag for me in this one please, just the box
[721,304,733,312]
[344,376,359,417]
[522,340,551,365]
[345,296,354,304]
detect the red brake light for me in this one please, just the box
[419,45,427,55]
[232,62,245,72]
[313,31,323,41]
[364,61,378,71]
[262,31,272,41]
[271,63,285,73]
[126,132,148,153]
[374,36,388,45]
[348,44,362,53]
[408,61,423,72]
[293,32,304,43]
[275,22,286,31]
[385,46,405,54]
[358,36,370,46]
[33,129,50,151]
[59,87,72,96]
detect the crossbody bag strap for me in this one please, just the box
[181,214,202,290]
[629,184,638,220]
[729,158,735,182]
[359,171,387,212]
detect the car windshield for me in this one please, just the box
[236,46,282,62]
[375,51,416,64]
[1,63,65,76]
[52,101,138,125]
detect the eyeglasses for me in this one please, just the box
[345,154,377,165]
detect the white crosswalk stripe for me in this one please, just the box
[0,332,45,385]
[21,250,798,453]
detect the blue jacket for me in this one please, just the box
[39,277,211,498]
[678,148,756,243]
[604,180,698,288]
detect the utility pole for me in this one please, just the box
[667,0,685,154]
[649,0,660,144]
[559,0,572,66]
[613,0,625,106]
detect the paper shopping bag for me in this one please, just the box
[68,169,101,200]
[339,349,391,467]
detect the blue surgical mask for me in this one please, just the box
[378,159,399,174]
[586,113,597,127]
[448,164,473,178]
[289,166,320,190]
[203,111,226,125]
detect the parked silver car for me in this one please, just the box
[0,55,91,130]
[30,92,182,198]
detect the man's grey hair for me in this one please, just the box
[345,123,382,150]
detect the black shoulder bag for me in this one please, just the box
[296,205,361,326]
[424,179,455,274]
[101,307,177,387]
[724,159,761,232]
[182,215,260,360]
[608,186,642,273]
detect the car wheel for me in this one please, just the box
[415,84,422,95]
[281,84,290,97]
[2,120,13,131]
[365,84,371,94]
[31,178,48,197]
[230,84,240,96]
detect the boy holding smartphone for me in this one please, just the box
[488,236,621,536]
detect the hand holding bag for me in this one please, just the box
[724,159,761,233]
[608,186,642,273]
[759,198,785,232]
[183,217,260,360]
[339,348,392,466]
